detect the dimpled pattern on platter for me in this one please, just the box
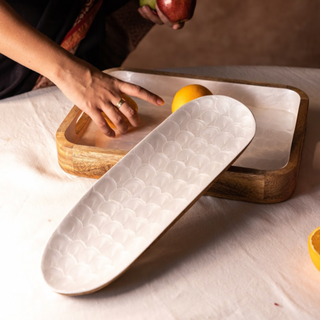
[41,95,256,295]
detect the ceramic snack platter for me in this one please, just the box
[108,71,296,170]
[42,95,256,295]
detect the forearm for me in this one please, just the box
[0,0,163,138]
[0,0,76,86]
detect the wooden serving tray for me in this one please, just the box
[56,68,308,204]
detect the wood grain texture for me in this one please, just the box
[56,68,309,203]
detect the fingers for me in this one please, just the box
[155,4,184,30]
[99,80,164,135]
[93,93,142,136]
[138,5,184,29]
[117,100,141,128]
[173,22,185,30]
[138,6,163,25]
[119,81,164,107]
[85,98,130,137]
[88,107,116,138]
[101,102,129,133]
[103,97,140,130]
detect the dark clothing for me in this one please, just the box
[0,0,130,99]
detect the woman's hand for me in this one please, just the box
[138,4,185,30]
[0,0,164,138]
[54,56,164,137]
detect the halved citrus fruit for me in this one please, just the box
[308,226,320,271]
[102,94,139,129]
[171,84,213,113]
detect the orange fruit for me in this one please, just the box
[308,226,320,271]
[171,84,213,113]
[102,94,139,129]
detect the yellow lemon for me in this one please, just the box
[308,226,320,271]
[102,94,139,129]
[171,84,213,113]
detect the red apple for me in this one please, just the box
[156,0,197,23]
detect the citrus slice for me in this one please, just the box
[102,94,139,129]
[308,226,320,271]
[171,84,213,113]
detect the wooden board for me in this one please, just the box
[56,68,309,204]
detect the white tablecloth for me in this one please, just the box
[1,66,320,320]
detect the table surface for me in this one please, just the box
[1,66,320,320]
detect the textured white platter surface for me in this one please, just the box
[74,70,300,171]
[42,95,256,295]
